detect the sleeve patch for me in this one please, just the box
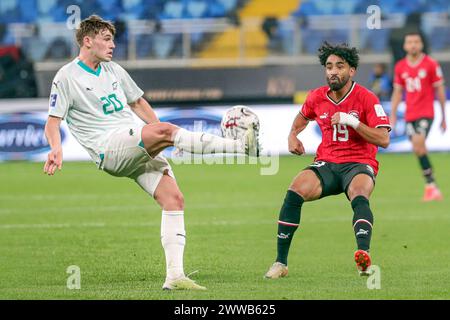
[50,94,58,108]
[374,104,386,117]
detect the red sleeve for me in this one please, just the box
[299,91,316,120]
[430,60,444,87]
[393,62,405,88]
[364,92,391,131]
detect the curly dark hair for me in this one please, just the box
[318,42,359,69]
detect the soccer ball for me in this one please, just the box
[221,105,260,140]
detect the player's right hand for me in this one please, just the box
[288,135,305,155]
[44,148,63,176]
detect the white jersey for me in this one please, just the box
[48,58,144,165]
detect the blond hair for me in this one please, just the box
[75,15,116,47]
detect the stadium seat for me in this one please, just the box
[186,0,208,18]
[136,34,154,58]
[208,1,227,17]
[216,0,238,13]
[152,33,176,58]
[429,26,450,51]
[159,1,185,19]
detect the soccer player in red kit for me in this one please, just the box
[264,42,391,278]
[390,32,447,202]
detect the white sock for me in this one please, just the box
[161,210,186,280]
[173,128,244,154]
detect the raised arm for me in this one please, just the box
[129,97,160,124]
[44,116,63,175]
[288,112,310,155]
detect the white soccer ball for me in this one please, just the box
[221,105,260,140]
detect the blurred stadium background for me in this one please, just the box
[1,0,450,299]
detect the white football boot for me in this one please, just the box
[264,262,288,279]
[243,124,260,157]
[162,276,206,291]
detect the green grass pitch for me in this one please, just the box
[0,154,449,299]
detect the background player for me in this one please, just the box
[264,42,391,279]
[390,32,447,202]
[44,15,258,291]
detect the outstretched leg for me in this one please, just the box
[140,122,257,158]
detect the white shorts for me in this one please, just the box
[99,126,175,197]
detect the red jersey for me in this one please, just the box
[394,54,444,122]
[300,82,391,175]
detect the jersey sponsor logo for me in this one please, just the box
[50,94,58,108]
[374,104,387,117]
[319,112,328,119]
[366,165,374,175]
[0,114,66,160]
[112,81,118,90]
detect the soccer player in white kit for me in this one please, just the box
[43,15,258,290]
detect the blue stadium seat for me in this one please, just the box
[301,29,326,54]
[152,33,176,58]
[0,0,21,23]
[186,0,208,18]
[292,0,321,17]
[216,0,237,12]
[136,34,153,58]
[429,26,450,51]
[159,1,185,19]
[122,0,145,20]
[208,0,227,17]
[18,0,38,23]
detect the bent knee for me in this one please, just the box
[347,187,370,200]
[146,122,178,141]
[289,185,320,201]
[157,191,184,211]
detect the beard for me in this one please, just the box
[327,75,350,91]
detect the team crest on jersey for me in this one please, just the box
[348,110,360,119]
[418,69,427,79]
[50,94,57,107]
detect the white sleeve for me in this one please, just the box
[114,63,144,104]
[48,70,70,119]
